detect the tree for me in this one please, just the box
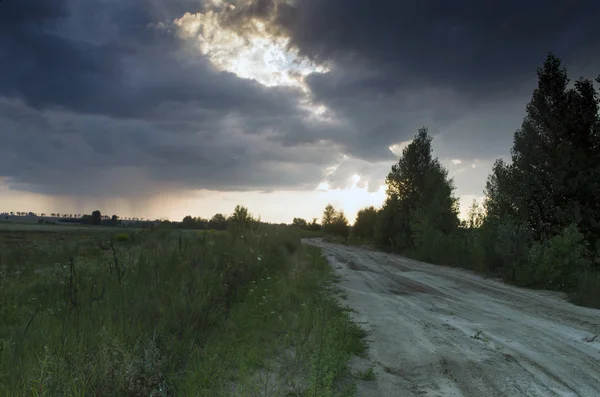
[91,210,102,226]
[352,206,378,240]
[230,205,253,228]
[331,210,350,238]
[511,54,600,242]
[480,54,600,282]
[208,213,228,230]
[308,218,321,231]
[485,54,600,259]
[483,159,516,223]
[292,217,308,229]
[111,215,119,226]
[322,204,336,234]
[375,127,459,251]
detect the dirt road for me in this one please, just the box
[306,239,600,397]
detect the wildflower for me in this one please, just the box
[271,311,275,315]
[257,256,262,261]
[267,277,271,280]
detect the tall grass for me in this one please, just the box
[0,226,366,396]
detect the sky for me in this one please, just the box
[1,0,599,223]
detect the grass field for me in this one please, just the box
[0,221,136,233]
[0,223,368,396]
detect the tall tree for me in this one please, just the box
[331,210,350,238]
[91,210,102,226]
[352,206,378,240]
[376,127,459,250]
[508,54,600,246]
[230,205,253,227]
[322,204,336,234]
[483,159,516,222]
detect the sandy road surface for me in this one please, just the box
[305,239,600,397]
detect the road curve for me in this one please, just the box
[305,238,600,397]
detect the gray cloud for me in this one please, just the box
[276,1,599,95]
[270,0,599,162]
[1,0,599,203]
[0,98,334,197]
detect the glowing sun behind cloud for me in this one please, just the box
[171,4,386,223]
[174,8,328,89]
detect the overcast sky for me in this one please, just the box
[1,0,599,222]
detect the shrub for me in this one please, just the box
[493,218,531,282]
[527,224,590,290]
[352,207,377,241]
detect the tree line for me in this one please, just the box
[318,54,600,307]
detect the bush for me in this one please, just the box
[527,224,590,290]
[352,207,377,241]
[493,218,531,282]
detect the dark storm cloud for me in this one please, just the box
[276,0,600,96]
[2,0,600,200]
[0,0,336,196]
[268,0,600,161]
[0,0,302,118]
[0,98,335,197]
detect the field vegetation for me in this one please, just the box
[0,210,368,396]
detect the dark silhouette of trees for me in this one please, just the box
[321,204,336,234]
[209,213,228,230]
[480,53,600,288]
[375,127,459,251]
[229,205,254,228]
[91,210,102,226]
[352,206,377,241]
[292,217,308,229]
[321,204,350,238]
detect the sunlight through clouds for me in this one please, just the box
[174,8,327,89]
[171,2,383,222]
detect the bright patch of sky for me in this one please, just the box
[174,8,327,89]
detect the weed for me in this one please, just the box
[356,367,376,381]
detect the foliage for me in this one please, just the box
[91,210,102,226]
[208,213,228,230]
[374,127,459,251]
[228,205,255,228]
[292,217,308,229]
[527,224,590,290]
[338,55,600,307]
[0,217,367,396]
[292,217,322,232]
[321,204,350,238]
[493,217,532,282]
[486,54,600,249]
[351,206,377,241]
[322,204,336,232]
